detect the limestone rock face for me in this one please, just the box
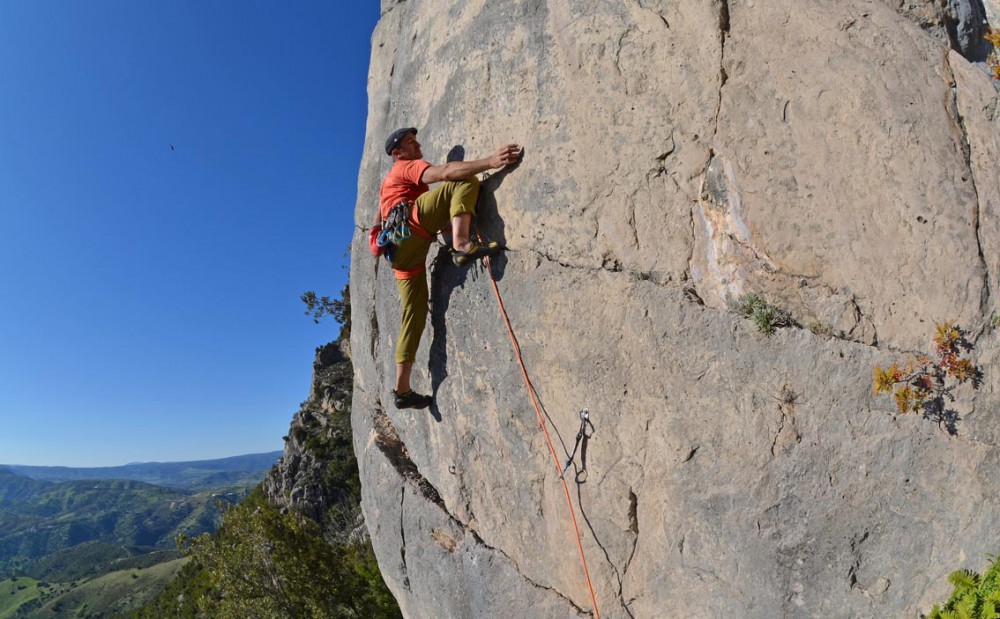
[989,0,1000,26]
[352,1,1000,617]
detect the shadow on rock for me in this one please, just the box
[922,399,961,436]
[475,151,524,283]
[426,145,524,414]
[427,246,469,421]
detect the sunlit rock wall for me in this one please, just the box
[351,1,1000,616]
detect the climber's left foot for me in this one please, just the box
[393,389,433,410]
[452,241,503,266]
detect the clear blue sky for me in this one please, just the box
[0,2,380,466]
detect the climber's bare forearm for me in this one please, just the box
[421,144,521,184]
[422,159,492,183]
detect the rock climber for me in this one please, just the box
[375,127,522,409]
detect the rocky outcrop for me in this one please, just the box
[892,0,995,61]
[263,339,359,532]
[352,1,1000,617]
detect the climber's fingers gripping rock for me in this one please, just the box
[489,144,523,169]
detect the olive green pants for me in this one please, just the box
[393,177,480,364]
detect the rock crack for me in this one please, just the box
[371,406,587,614]
[944,52,992,316]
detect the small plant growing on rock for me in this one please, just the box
[737,293,792,335]
[986,27,1000,81]
[926,556,1000,619]
[808,321,848,340]
[872,321,978,434]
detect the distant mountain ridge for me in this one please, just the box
[0,470,51,505]
[0,451,282,491]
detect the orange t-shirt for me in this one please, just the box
[379,159,431,220]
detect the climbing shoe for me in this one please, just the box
[393,389,433,410]
[452,241,503,267]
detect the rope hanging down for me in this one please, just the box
[482,253,601,619]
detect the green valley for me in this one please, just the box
[0,577,44,618]
[0,474,245,572]
[0,558,188,619]
[0,454,278,617]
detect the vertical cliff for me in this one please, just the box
[351,1,1000,616]
[263,339,357,530]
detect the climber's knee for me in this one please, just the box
[450,176,480,219]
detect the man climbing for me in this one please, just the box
[376,127,522,409]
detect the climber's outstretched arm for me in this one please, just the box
[421,144,521,183]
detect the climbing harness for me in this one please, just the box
[560,409,595,482]
[369,199,435,279]
[482,250,602,619]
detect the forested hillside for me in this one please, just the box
[0,469,256,617]
[0,476,245,575]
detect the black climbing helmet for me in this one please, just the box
[385,127,417,156]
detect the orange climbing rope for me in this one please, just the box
[483,254,601,619]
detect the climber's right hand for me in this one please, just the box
[490,144,523,169]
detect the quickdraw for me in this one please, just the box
[476,216,601,616]
[559,409,595,482]
[378,200,413,249]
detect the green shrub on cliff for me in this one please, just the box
[736,293,793,335]
[926,556,1000,619]
[175,490,397,619]
[134,490,398,619]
